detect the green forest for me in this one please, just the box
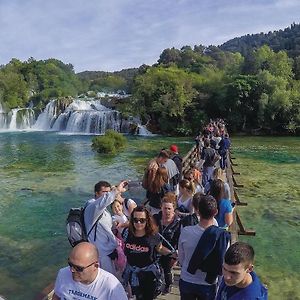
[1,23,300,135]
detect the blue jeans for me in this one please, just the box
[179,279,216,300]
[202,166,214,187]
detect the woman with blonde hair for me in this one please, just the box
[204,167,231,199]
[147,167,172,214]
[176,179,195,217]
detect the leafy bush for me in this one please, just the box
[91,130,127,154]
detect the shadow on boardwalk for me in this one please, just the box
[157,266,180,300]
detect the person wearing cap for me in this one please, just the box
[163,152,180,193]
[170,144,183,179]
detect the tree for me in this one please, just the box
[132,66,201,133]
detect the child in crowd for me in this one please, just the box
[111,200,133,298]
[112,200,128,236]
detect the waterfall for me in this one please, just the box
[0,102,7,129]
[137,124,154,136]
[0,98,153,135]
[33,99,122,134]
[33,100,59,130]
[0,106,35,130]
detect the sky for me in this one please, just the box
[0,0,299,73]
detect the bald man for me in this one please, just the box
[52,242,127,300]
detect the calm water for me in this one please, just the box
[231,136,300,300]
[0,131,192,299]
[0,132,299,299]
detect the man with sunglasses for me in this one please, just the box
[52,242,127,300]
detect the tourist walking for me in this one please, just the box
[218,133,231,170]
[153,194,181,295]
[84,180,127,275]
[216,242,268,300]
[170,144,183,179]
[123,206,177,300]
[178,195,231,300]
[201,138,217,187]
[142,150,169,190]
[209,179,233,229]
[146,166,172,215]
[176,179,195,217]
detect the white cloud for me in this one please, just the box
[0,0,299,72]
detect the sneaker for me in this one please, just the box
[162,285,171,295]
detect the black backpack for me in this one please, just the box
[66,207,103,247]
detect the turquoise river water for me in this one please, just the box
[0,132,299,299]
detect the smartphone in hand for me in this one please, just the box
[127,181,141,189]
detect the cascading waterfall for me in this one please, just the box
[0,104,35,130]
[137,124,154,136]
[0,102,7,128]
[0,99,153,135]
[33,99,122,134]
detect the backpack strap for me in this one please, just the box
[124,198,129,210]
[87,212,103,241]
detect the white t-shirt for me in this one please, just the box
[54,266,127,300]
[122,198,136,217]
[177,196,193,213]
[112,214,128,236]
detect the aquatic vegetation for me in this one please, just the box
[92,130,127,154]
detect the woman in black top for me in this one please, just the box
[153,193,181,295]
[123,206,175,300]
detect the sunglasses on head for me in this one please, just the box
[133,217,146,224]
[68,260,97,272]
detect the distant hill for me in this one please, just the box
[77,68,140,93]
[77,68,139,81]
[220,22,300,57]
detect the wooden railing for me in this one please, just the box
[182,145,199,175]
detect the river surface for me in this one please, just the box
[0,132,299,299]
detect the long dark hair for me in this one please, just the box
[149,167,168,193]
[209,179,224,201]
[128,206,158,236]
[209,179,225,213]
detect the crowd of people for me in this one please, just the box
[52,120,268,300]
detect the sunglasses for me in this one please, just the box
[133,217,146,224]
[68,260,97,272]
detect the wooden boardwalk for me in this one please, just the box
[157,267,181,300]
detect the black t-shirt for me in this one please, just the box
[124,231,161,268]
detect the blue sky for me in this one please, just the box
[0,0,299,72]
